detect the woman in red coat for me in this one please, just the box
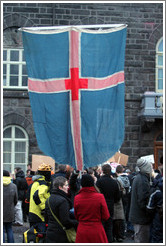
[74,174,110,243]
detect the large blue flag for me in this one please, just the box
[22,25,127,170]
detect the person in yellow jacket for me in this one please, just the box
[29,163,52,233]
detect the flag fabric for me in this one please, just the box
[22,25,127,170]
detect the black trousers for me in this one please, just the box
[103,217,113,243]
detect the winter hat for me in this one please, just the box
[3,170,10,177]
[136,158,152,174]
[81,174,94,187]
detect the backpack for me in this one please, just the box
[118,175,130,194]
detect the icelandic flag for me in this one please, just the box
[22,25,127,170]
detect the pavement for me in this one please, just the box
[11,222,134,244]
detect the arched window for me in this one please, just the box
[3,125,29,174]
[156,37,163,93]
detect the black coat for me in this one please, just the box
[45,189,78,243]
[129,172,152,225]
[96,174,121,217]
[13,170,28,201]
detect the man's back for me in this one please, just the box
[96,174,120,216]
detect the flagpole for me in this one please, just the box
[18,24,127,32]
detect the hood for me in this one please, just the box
[32,174,44,182]
[3,176,12,186]
[16,170,25,178]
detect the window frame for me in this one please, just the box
[3,125,29,174]
[155,37,163,93]
[3,48,28,89]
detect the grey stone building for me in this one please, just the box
[3,2,163,173]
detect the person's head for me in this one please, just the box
[37,163,52,181]
[136,158,152,175]
[125,169,131,174]
[53,176,69,193]
[81,174,94,187]
[14,167,22,173]
[102,164,111,175]
[26,169,31,176]
[116,165,124,174]
[58,164,66,173]
[3,170,10,177]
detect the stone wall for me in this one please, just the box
[3,3,163,168]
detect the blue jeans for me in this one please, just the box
[3,222,14,243]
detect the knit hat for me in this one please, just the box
[136,158,152,174]
[3,170,10,177]
[81,174,94,187]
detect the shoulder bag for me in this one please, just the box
[47,197,76,243]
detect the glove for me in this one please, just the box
[41,209,45,216]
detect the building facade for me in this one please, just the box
[3,2,163,173]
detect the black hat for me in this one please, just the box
[81,174,94,187]
[3,170,10,177]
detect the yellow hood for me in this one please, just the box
[3,176,11,186]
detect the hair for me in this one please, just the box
[58,164,66,172]
[15,167,22,172]
[116,165,124,174]
[87,168,94,175]
[102,164,111,175]
[53,176,67,189]
[3,170,10,177]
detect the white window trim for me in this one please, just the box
[3,48,28,89]
[155,37,163,93]
[3,125,29,173]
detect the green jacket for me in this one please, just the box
[29,175,50,223]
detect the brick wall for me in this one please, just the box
[3,3,163,168]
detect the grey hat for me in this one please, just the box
[136,158,152,174]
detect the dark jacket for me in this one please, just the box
[147,177,163,243]
[3,176,18,222]
[45,189,78,243]
[13,170,28,201]
[129,172,152,225]
[96,174,121,217]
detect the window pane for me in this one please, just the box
[10,50,19,61]
[3,128,12,138]
[22,76,28,86]
[22,65,27,75]
[3,64,6,74]
[3,153,11,163]
[3,76,7,86]
[10,64,19,75]
[3,164,12,173]
[3,141,11,152]
[158,39,163,52]
[158,55,163,66]
[158,79,163,90]
[22,52,26,61]
[15,142,26,152]
[10,76,18,86]
[158,69,163,79]
[3,50,7,61]
[15,153,25,163]
[15,128,25,138]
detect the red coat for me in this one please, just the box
[74,186,110,243]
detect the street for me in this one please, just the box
[11,222,134,244]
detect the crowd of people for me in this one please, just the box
[3,157,163,243]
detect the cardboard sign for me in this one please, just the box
[108,152,129,166]
[32,154,55,172]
